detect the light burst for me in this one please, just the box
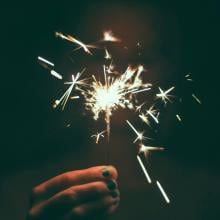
[81,65,151,140]
[91,130,106,144]
[53,69,86,110]
[156,86,175,104]
[55,32,94,55]
[126,120,151,143]
[139,144,164,157]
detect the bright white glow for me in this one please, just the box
[137,155,152,183]
[104,48,111,59]
[50,70,63,80]
[103,30,121,42]
[156,180,170,204]
[176,114,182,122]
[38,56,54,66]
[156,86,175,104]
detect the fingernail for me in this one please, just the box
[102,168,110,177]
[107,180,116,190]
[111,190,119,198]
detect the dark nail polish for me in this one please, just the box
[102,169,110,177]
[107,180,116,190]
[111,191,119,198]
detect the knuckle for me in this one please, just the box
[92,182,106,193]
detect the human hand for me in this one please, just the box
[27,166,119,220]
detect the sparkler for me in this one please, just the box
[81,65,151,140]
[38,29,201,205]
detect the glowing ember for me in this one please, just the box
[103,30,121,42]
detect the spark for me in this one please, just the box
[156,86,175,104]
[38,56,54,66]
[126,120,151,143]
[106,61,115,74]
[104,48,111,59]
[146,105,159,124]
[137,155,152,183]
[192,93,202,104]
[132,87,151,94]
[139,144,164,157]
[91,130,106,144]
[55,32,93,55]
[156,180,170,204]
[50,70,63,80]
[70,96,80,100]
[66,123,71,128]
[137,42,141,56]
[185,73,193,81]
[186,78,193,82]
[176,114,182,122]
[103,30,121,42]
[139,113,150,126]
[136,102,146,112]
[53,69,86,110]
[139,105,159,127]
[82,65,151,140]
[37,30,203,207]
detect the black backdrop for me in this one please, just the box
[0,0,219,219]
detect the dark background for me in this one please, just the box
[0,0,219,220]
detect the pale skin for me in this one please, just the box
[26,166,120,220]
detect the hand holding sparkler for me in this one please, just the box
[37,29,202,206]
[26,166,120,220]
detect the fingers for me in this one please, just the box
[32,165,118,202]
[28,180,119,220]
[63,195,120,220]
